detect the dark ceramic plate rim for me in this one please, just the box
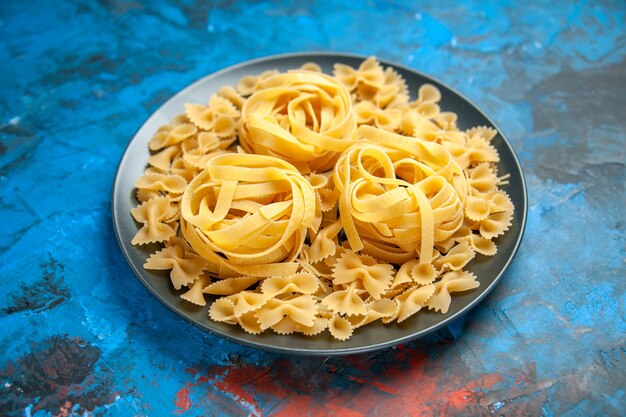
[112,52,527,356]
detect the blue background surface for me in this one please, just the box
[1,1,624,416]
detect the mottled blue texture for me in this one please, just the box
[1,1,624,416]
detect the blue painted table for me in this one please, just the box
[1,1,624,416]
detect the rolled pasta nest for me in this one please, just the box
[131,57,514,341]
[240,70,356,172]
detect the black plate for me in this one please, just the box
[112,52,527,355]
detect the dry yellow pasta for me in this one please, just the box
[180,153,319,278]
[132,57,514,341]
[239,71,357,172]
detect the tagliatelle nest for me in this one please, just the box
[131,57,514,341]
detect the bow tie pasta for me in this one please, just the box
[131,58,514,341]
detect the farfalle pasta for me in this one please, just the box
[130,196,178,245]
[130,57,515,341]
[144,239,207,289]
[353,101,402,131]
[185,94,240,138]
[334,57,409,109]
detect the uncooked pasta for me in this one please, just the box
[131,58,514,340]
